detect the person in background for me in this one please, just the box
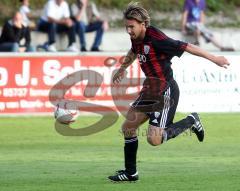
[0,12,35,52]
[181,0,234,51]
[71,0,108,51]
[19,0,36,29]
[37,0,78,52]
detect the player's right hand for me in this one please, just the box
[214,56,230,69]
[113,69,126,84]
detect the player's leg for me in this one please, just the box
[108,107,148,182]
[188,112,205,142]
[147,125,164,146]
[123,108,148,173]
[147,113,195,146]
[147,80,204,145]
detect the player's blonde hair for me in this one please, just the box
[123,2,150,27]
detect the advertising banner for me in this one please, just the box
[173,54,240,112]
[0,53,239,115]
[0,55,141,114]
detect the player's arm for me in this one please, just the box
[113,49,136,84]
[185,43,230,68]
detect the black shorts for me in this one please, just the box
[131,80,179,128]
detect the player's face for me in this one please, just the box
[125,19,146,40]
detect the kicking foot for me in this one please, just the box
[188,113,205,142]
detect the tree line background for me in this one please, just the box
[0,0,239,26]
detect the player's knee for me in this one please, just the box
[121,124,137,137]
[147,136,162,146]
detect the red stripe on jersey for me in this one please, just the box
[148,44,167,92]
[140,57,154,78]
[148,44,166,81]
[148,31,166,41]
[147,29,167,41]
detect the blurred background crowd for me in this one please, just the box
[0,0,239,52]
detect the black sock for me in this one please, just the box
[124,136,138,175]
[163,116,194,142]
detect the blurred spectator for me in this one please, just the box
[19,0,36,29]
[37,0,78,52]
[181,0,234,51]
[0,12,35,52]
[71,0,108,51]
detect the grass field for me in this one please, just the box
[0,113,240,191]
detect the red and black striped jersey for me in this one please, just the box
[131,26,187,82]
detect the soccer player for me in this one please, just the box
[108,2,230,182]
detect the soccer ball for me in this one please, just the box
[54,101,79,124]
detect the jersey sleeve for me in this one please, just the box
[153,37,188,58]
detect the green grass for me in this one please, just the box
[0,113,240,191]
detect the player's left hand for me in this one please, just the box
[214,56,230,69]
